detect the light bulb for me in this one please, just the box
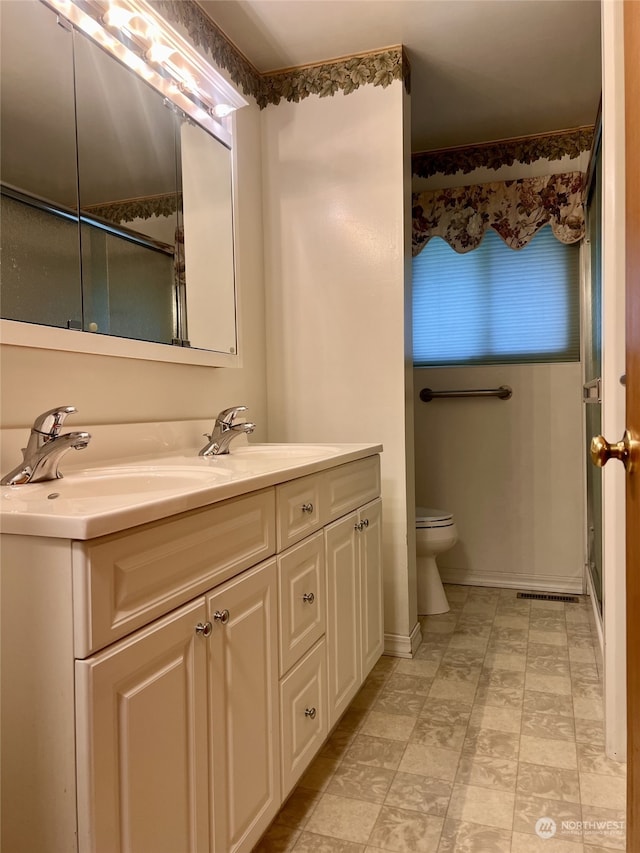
[212,103,235,118]
[146,41,175,64]
[103,4,134,30]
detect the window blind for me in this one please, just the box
[412,225,580,367]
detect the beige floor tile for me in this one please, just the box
[521,710,576,742]
[574,719,605,746]
[511,830,584,851]
[572,698,604,722]
[293,833,366,852]
[517,762,581,803]
[359,711,416,742]
[420,697,472,726]
[343,735,406,771]
[383,673,433,696]
[577,743,626,778]
[447,633,489,651]
[394,657,440,678]
[428,676,478,704]
[304,794,381,844]
[580,805,626,850]
[384,771,452,816]
[519,735,577,770]
[463,726,520,761]
[579,773,626,810]
[275,788,324,830]
[513,793,583,838]
[253,823,301,852]
[493,614,530,630]
[528,642,570,661]
[525,673,573,696]
[529,631,568,646]
[410,718,467,751]
[325,762,395,804]
[436,818,511,853]
[468,703,522,734]
[298,756,341,792]
[455,753,518,791]
[441,647,487,667]
[447,783,515,829]
[483,651,527,672]
[474,683,524,709]
[523,690,574,718]
[398,742,461,782]
[568,647,597,665]
[373,690,425,718]
[367,805,444,852]
[319,727,357,760]
[436,662,482,684]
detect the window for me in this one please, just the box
[412,226,580,367]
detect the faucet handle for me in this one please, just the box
[32,406,78,438]
[216,406,248,426]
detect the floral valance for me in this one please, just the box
[412,171,585,256]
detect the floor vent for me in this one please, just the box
[517,592,579,604]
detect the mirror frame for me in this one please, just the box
[0,1,246,368]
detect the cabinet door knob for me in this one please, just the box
[195,621,213,637]
[213,609,230,624]
[301,502,314,514]
[354,521,364,531]
[362,518,369,527]
[304,707,317,719]
[302,592,315,603]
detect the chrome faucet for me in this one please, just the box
[1,406,91,485]
[199,406,255,456]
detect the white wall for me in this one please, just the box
[261,81,419,653]
[414,363,584,592]
[0,104,268,436]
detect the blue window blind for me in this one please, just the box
[412,226,581,366]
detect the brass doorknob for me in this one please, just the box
[590,430,638,472]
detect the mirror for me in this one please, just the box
[0,0,240,363]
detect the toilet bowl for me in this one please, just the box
[416,507,458,615]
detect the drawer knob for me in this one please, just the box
[304,707,317,719]
[195,621,213,637]
[301,502,314,514]
[302,592,315,604]
[213,609,230,624]
[362,518,369,527]
[355,521,364,531]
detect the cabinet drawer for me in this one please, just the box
[325,455,380,523]
[280,639,327,798]
[278,532,325,675]
[72,489,276,657]
[276,473,326,551]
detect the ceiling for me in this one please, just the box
[197,0,602,153]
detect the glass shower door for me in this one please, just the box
[584,134,602,613]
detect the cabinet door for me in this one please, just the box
[325,513,361,728]
[75,598,210,853]
[359,498,384,678]
[208,559,280,853]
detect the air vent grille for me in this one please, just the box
[516,592,579,603]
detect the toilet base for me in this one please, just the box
[417,556,450,615]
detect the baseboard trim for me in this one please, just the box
[438,567,584,595]
[384,621,422,658]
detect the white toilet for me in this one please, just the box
[416,507,458,615]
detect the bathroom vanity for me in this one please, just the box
[0,443,383,853]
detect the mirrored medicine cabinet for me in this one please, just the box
[0,0,245,366]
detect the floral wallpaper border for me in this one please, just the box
[84,193,180,224]
[153,0,409,108]
[412,126,595,178]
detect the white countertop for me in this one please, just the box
[0,443,382,540]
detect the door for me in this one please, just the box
[207,559,280,853]
[75,598,210,853]
[625,1,640,846]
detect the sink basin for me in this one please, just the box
[2,465,231,501]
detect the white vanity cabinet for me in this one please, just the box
[0,448,383,853]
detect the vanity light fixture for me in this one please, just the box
[41,0,248,145]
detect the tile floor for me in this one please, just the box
[253,584,627,853]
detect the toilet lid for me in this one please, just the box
[416,507,454,528]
